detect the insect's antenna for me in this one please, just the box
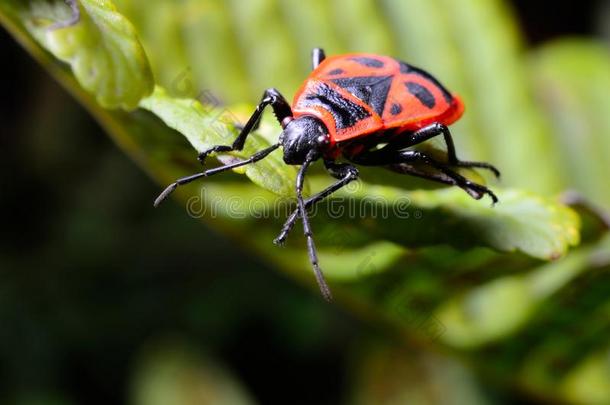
[154,143,280,207]
[296,151,333,301]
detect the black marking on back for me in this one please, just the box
[405,81,436,108]
[349,57,385,68]
[398,60,453,103]
[328,68,344,75]
[302,83,370,129]
[390,103,402,115]
[330,76,392,116]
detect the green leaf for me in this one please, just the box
[332,185,580,260]
[2,1,606,403]
[180,179,579,262]
[16,0,153,109]
[139,86,301,197]
[435,247,591,348]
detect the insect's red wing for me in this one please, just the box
[380,59,464,131]
[312,54,464,132]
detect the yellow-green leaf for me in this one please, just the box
[17,0,153,109]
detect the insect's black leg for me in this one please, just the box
[154,143,280,207]
[197,88,292,165]
[352,149,497,203]
[386,163,486,200]
[400,150,498,203]
[295,151,332,301]
[312,48,326,70]
[49,0,80,30]
[274,161,359,246]
[410,123,500,177]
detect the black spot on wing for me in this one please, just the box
[390,103,402,115]
[330,76,392,116]
[349,57,385,68]
[405,81,436,109]
[302,83,370,129]
[398,60,453,103]
[328,68,344,75]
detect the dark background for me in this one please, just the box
[0,1,607,404]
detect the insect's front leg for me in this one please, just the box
[154,144,280,207]
[197,88,293,165]
[295,151,333,301]
[274,161,359,246]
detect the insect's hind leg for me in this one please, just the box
[386,163,487,200]
[402,150,498,203]
[410,123,500,177]
[352,148,498,204]
[197,88,292,165]
[312,48,326,70]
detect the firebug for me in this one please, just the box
[155,48,500,301]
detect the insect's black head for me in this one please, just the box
[280,116,330,165]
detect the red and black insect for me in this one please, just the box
[155,48,499,301]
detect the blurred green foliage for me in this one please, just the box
[1,0,610,403]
